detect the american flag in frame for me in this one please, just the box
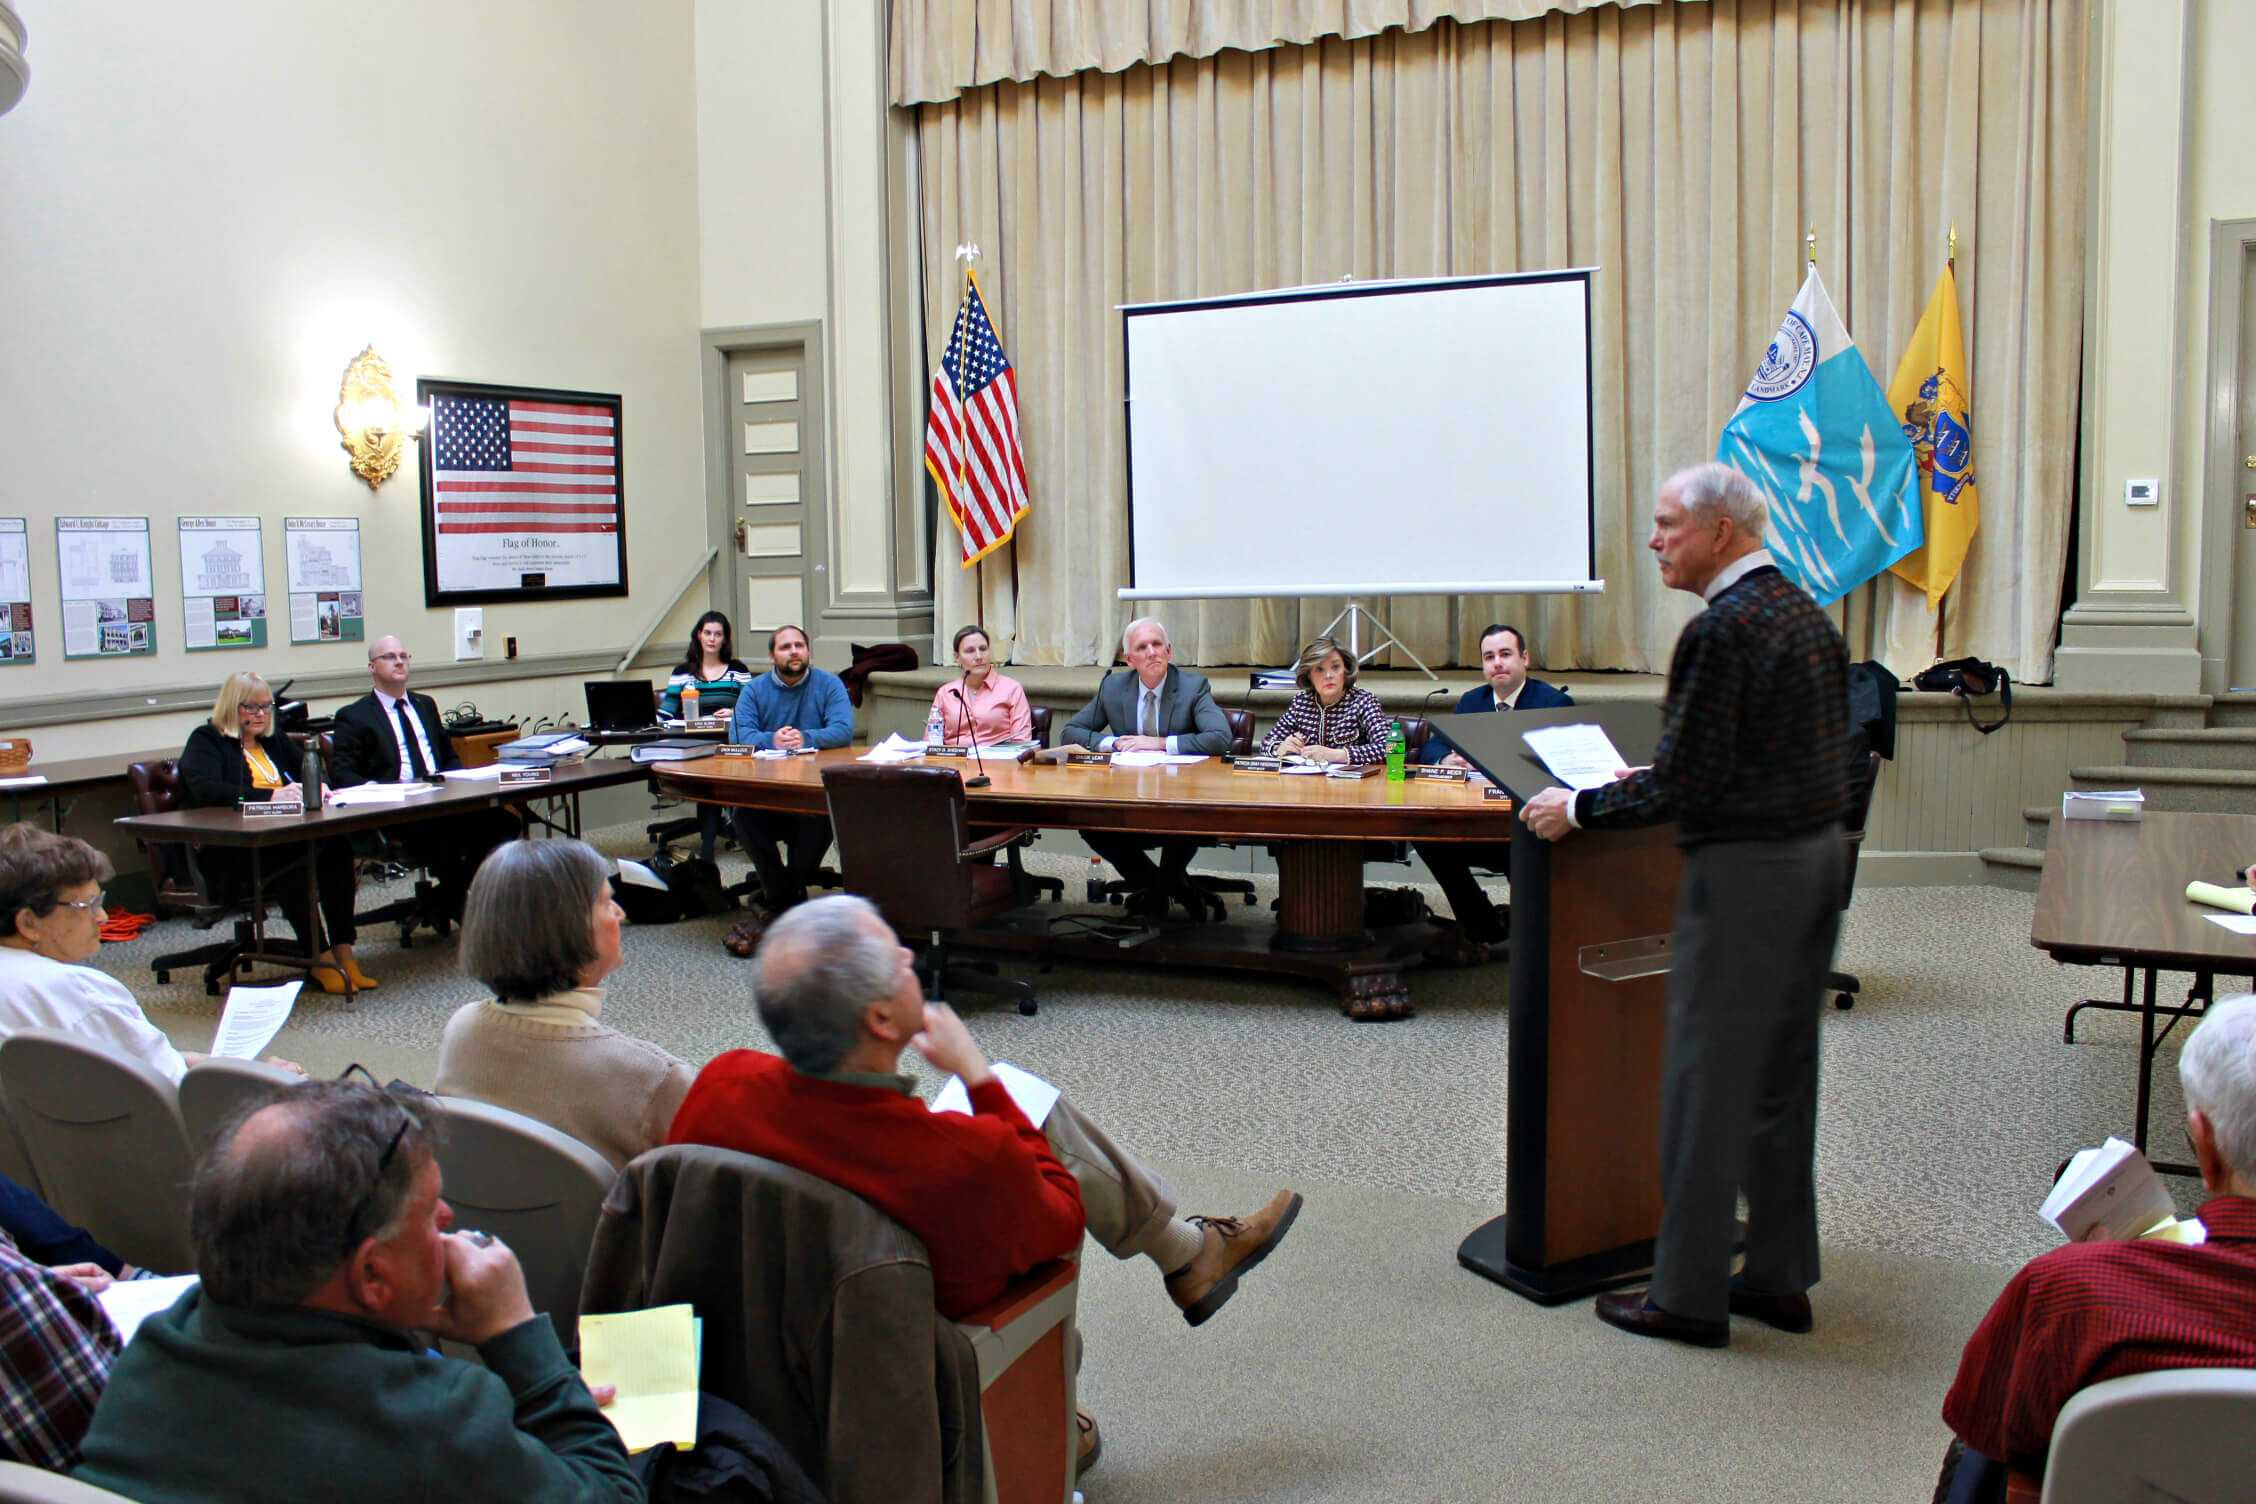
[417,378,629,606]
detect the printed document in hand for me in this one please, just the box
[2040,1137,2179,1243]
[1520,724,1631,791]
[96,1275,199,1344]
[578,1303,702,1453]
[209,980,302,1060]
[929,1061,1061,1127]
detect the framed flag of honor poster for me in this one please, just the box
[417,378,628,606]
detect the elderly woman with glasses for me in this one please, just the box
[1259,637,1391,766]
[179,671,370,994]
[434,839,693,1170]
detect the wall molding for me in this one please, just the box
[0,643,681,732]
[2196,217,2256,693]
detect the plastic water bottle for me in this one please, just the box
[926,707,946,752]
[1385,720,1407,783]
[1085,857,1105,904]
[681,686,700,725]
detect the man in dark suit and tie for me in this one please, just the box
[1063,617,1231,917]
[1413,623,1571,946]
[330,636,518,919]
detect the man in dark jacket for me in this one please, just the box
[74,1080,640,1504]
[330,636,517,917]
[1414,623,1574,945]
[1525,462,1851,1349]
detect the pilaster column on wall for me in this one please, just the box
[811,0,934,669]
[2056,0,2201,691]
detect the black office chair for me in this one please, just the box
[127,759,293,995]
[1826,750,1885,1010]
[307,732,448,947]
[1094,708,1260,921]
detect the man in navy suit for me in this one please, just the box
[1414,623,1572,945]
[1063,617,1232,916]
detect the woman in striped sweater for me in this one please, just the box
[660,611,754,859]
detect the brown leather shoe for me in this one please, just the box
[1593,1288,1728,1348]
[1075,1408,1101,1477]
[722,912,769,958]
[1164,1190,1303,1327]
[1728,1279,1813,1333]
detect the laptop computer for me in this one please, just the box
[584,680,660,732]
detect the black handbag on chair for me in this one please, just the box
[1913,657,2012,734]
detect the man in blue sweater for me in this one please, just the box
[729,624,855,915]
[1414,623,1572,946]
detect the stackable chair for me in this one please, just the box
[179,1056,304,1156]
[2025,1367,2256,1504]
[0,1029,195,1273]
[427,1096,617,1346]
[0,1086,43,1198]
[582,1144,1079,1504]
[823,763,1038,1015]
[0,1463,142,1503]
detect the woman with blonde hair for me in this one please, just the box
[177,671,370,993]
[1259,637,1391,765]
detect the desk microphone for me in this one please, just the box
[951,682,991,788]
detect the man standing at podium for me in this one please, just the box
[1523,462,1852,1349]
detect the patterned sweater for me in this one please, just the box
[1575,565,1851,845]
[1259,687,1393,765]
[658,661,754,719]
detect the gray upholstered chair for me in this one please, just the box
[0,1029,195,1274]
[179,1057,304,1156]
[426,1096,616,1345]
[0,1084,44,1198]
[0,1461,143,1503]
[2034,1366,2256,1504]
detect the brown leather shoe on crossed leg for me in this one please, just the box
[1164,1190,1304,1327]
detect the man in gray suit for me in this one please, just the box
[1064,617,1231,916]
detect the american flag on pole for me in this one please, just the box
[923,273,1030,566]
[431,395,620,538]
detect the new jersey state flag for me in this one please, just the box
[1884,263,1978,608]
[1716,266,1921,606]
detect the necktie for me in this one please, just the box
[391,701,430,780]
[1138,689,1155,738]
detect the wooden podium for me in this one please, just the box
[1432,703,1684,1304]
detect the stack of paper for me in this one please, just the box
[439,765,510,782]
[2040,1137,2179,1242]
[1521,724,1630,791]
[1109,750,1206,767]
[859,734,929,764]
[97,1275,200,1344]
[326,782,434,806]
[2063,789,2144,822]
[579,1303,702,1453]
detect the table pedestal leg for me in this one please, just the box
[1272,840,1411,1020]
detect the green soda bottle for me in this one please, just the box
[1385,720,1407,782]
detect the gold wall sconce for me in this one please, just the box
[334,345,429,490]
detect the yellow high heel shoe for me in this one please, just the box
[308,965,352,995]
[342,959,380,991]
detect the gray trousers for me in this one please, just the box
[1044,1096,1181,1262]
[1649,829,1843,1324]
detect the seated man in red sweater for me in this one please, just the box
[1934,992,2256,1501]
[668,893,1302,1332]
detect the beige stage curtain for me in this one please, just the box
[917,0,2085,679]
[891,0,1684,105]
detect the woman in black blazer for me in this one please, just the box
[178,672,370,993]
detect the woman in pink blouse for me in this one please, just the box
[931,625,1033,743]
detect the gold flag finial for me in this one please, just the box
[1806,225,1817,266]
[1947,224,1958,264]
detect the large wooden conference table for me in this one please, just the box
[659,747,1521,1017]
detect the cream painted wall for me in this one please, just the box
[693,0,906,629]
[0,0,707,760]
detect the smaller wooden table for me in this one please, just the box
[4,749,176,832]
[2030,810,2256,1176]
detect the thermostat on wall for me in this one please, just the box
[2125,478,2160,507]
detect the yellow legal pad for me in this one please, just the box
[578,1303,702,1453]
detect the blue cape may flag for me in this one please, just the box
[1716,267,1921,606]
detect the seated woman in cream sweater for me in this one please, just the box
[434,838,693,1169]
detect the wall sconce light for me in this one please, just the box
[334,345,429,490]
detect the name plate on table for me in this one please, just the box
[1231,756,1284,773]
[1407,764,1470,782]
[1481,786,1515,806]
[239,800,301,817]
[716,745,760,757]
[497,767,551,786]
[925,745,971,758]
[685,717,727,732]
[1064,752,1110,766]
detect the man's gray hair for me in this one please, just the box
[752,894,900,1074]
[191,1081,437,1307]
[2182,993,2256,1177]
[1668,462,1769,541]
[1121,617,1170,657]
[459,839,612,1003]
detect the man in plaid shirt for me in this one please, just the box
[1934,993,2256,1498]
[0,1222,120,1469]
[1525,461,1852,1349]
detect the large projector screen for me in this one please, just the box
[1121,271,1598,600]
